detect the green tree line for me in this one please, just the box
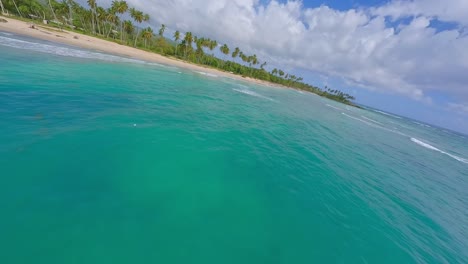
[1,0,357,105]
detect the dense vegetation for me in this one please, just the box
[1,0,356,105]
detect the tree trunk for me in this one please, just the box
[96,13,101,35]
[48,0,57,22]
[0,0,5,14]
[106,21,112,38]
[120,20,123,42]
[12,0,22,17]
[68,0,72,24]
[80,17,85,30]
[91,8,95,34]
[133,28,139,47]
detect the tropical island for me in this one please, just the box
[0,0,356,105]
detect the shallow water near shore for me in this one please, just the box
[1,33,468,263]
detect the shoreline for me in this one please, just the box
[0,16,288,89]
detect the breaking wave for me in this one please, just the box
[195,71,218,78]
[413,121,431,128]
[373,109,402,119]
[411,138,468,164]
[233,88,275,102]
[361,116,384,126]
[326,104,342,111]
[342,113,408,137]
[342,113,467,164]
[0,35,147,64]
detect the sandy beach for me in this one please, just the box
[0,16,285,89]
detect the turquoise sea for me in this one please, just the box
[1,32,467,263]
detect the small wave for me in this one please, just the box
[343,113,408,137]
[236,84,250,89]
[411,138,468,164]
[361,116,384,126]
[195,71,218,78]
[342,113,375,126]
[413,121,431,128]
[373,110,402,119]
[0,35,145,64]
[233,88,275,101]
[0,32,14,36]
[326,104,342,111]
[145,62,166,67]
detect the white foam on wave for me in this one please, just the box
[342,113,375,126]
[145,61,177,69]
[411,138,468,164]
[342,113,408,137]
[195,71,218,78]
[233,88,275,102]
[361,116,384,126]
[343,113,468,164]
[413,121,431,128]
[326,104,342,111]
[0,35,147,64]
[373,109,402,119]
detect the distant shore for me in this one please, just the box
[0,16,290,89]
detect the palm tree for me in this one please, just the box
[96,6,106,35]
[111,0,128,42]
[142,26,153,48]
[195,37,204,62]
[278,69,285,77]
[251,54,258,68]
[86,0,96,33]
[220,44,229,67]
[105,9,118,38]
[232,47,240,59]
[173,30,180,56]
[239,52,248,64]
[184,32,193,59]
[272,68,278,75]
[158,24,166,37]
[130,8,149,47]
[208,40,217,55]
[129,8,142,46]
[123,20,134,43]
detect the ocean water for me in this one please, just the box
[1,32,467,263]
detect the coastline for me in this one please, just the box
[0,16,286,89]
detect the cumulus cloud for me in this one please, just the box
[85,0,468,104]
[448,102,468,115]
[371,0,468,26]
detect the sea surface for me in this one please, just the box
[1,31,467,264]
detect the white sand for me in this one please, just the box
[0,16,287,89]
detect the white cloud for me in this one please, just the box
[86,0,468,104]
[371,0,468,26]
[448,102,468,114]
